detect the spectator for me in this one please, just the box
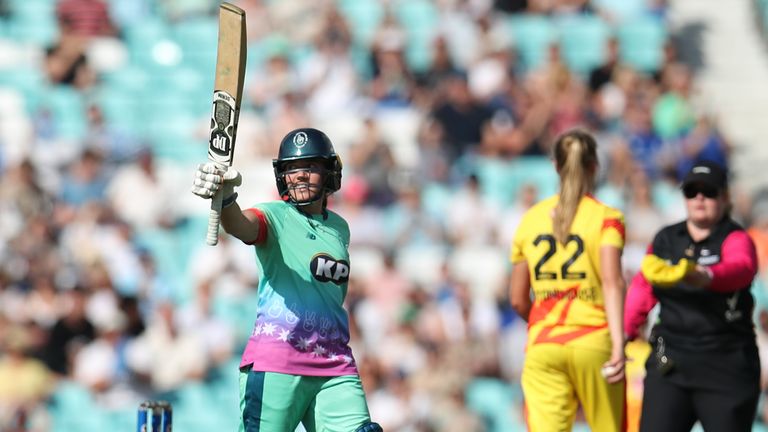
[42,287,96,376]
[106,149,179,230]
[675,115,731,181]
[428,71,494,163]
[56,0,117,38]
[71,311,128,395]
[652,62,696,141]
[444,173,501,246]
[620,102,670,180]
[0,325,54,431]
[298,23,359,121]
[346,118,398,207]
[125,301,208,393]
[588,37,621,93]
[176,280,236,368]
[57,149,109,208]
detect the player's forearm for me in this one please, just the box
[220,202,261,243]
[602,279,626,353]
[509,262,532,321]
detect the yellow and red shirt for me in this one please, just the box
[511,194,625,351]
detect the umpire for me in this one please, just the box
[625,161,761,432]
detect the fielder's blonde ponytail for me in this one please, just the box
[552,130,598,245]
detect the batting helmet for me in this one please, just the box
[273,128,342,205]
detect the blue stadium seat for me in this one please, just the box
[135,228,186,299]
[48,380,112,432]
[171,16,219,70]
[394,0,438,28]
[6,14,58,47]
[591,0,648,22]
[145,114,205,163]
[48,380,94,411]
[100,65,151,93]
[173,381,240,432]
[557,14,611,76]
[38,85,87,140]
[505,15,558,71]
[0,17,8,39]
[396,0,439,73]
[0,67,46,114]
[6,0,57,46]
[95,87,142,132]
[466,378,525,432]
[123,17,174,70]
[337,0,385,46]
[617,16,667,73]
[475,156,558,207]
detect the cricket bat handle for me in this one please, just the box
[206,164,227,246]
[207,191,223,246]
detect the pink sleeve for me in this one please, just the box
[624,270,658,340]
[707,230,757,293]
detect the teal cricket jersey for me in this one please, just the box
[238,200,358,376]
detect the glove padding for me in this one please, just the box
[640,254,695,287]
[191,162,242,200]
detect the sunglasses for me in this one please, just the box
[683,184,719,199]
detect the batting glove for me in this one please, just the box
[640,254,695,287]
[191,162,242,201]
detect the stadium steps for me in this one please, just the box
[668,0,768,193]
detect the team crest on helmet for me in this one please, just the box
[293,131,308,148]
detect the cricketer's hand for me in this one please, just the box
[191,162,241,200]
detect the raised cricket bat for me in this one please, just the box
[206,2,246,246]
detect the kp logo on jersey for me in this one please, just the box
[311,254,350,284]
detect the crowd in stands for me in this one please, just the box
[0,0,767,431]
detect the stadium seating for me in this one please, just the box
[616,16,667,73]
[557,14,611,76]
[505,15,557,72]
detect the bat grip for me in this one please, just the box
[206,164,228,246]
[207,190,223,246]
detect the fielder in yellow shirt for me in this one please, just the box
[509,129,627,432]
